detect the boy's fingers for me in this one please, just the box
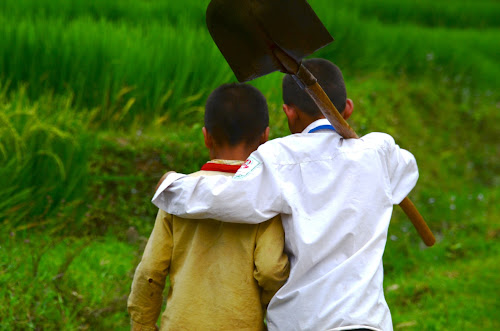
[155,171,176,191]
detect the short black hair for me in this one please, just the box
[282,58,346,117]
[205,83,269,146]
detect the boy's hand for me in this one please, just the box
[155,171,176,191]
[130,320,159,331]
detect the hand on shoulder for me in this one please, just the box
[156,171,176,191]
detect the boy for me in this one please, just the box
[128,83,289,331]
[153,59,419,331]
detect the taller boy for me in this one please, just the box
[153,59,419,331]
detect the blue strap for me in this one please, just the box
[308,124,336,133]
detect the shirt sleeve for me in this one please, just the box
[152,148,284,224]
[253,215,290,306]
[127,210,173,327]
[382,134,419,204]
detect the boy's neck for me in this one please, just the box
[291,108,325,133]
[210,143,255,161]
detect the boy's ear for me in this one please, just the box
[260,126,270,144]
[283,104,302,134]
[342,99,354,120]
[283,104,297,121]
[202,127,213,149]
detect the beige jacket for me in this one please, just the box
[128,160,289,330]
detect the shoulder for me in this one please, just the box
[258,133,347,165]
[188,170,233,178]
[252,135,301,165]
[251,137,286,161]
[359,132,396,150]
[156,208,172,222]
[257,133,323,155]
[157,208,168,217]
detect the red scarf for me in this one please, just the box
[200,162,241,174]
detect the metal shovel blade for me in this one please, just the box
[206,0,334,82]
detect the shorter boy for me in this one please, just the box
[127,83,289,331]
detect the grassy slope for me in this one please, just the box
[0,0,499,329]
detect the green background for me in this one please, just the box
[0,0,499,329]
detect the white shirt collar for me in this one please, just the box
[302,118,334,134]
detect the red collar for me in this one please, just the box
[200,162,242,174]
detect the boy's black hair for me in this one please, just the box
[282,58,346,117]
[205,83,269,146]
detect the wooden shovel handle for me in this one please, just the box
[400,197,436,246]
[306,83,359,139]
[274,48,435,246]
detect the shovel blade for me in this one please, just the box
[206,0,333,82]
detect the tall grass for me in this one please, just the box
[315,7,500,89]
[0,15,233,125]
[0,0,498,126]
[321,0,500,29]
[0,0,210,27]
[2,0,498,29]
[0,86,94,227]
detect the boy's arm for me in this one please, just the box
[254,215,290,306]
[130,322,158,331]
[128,210,173,329]
[152,150,284,224]
[382,134,419,204]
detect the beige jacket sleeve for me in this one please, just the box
[253,215,290,306]
[128,210,173,329]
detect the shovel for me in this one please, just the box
[206,0,435,246]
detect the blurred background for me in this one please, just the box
[0,0,498,329]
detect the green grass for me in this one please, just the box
[0,0,209,27]
[2,73,497,329]
[0,15,232,125]
[0,0,499,329]
[0,0,497,125]
[315,7,500,89]
[0,231,136,330]
[0,86,94,227]
[325,0,500,29]
[385,187,500,329]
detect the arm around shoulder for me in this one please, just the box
[152,149,283,224]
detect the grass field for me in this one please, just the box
[0,0,499,329]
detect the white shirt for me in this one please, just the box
[153,119,419,331]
